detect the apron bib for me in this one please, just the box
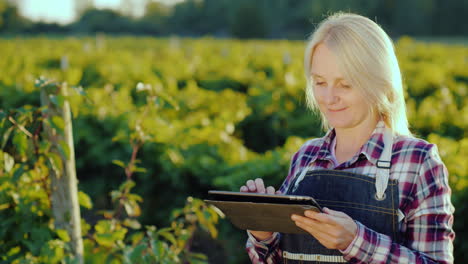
[280,128,399,263]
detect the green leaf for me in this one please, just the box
[12,164,24,182]
[81,219,91,236]
[119,180,136,192]
[56,229,70,242]
[111,227,128,241]
[3,152,14,172]
[0,110,6,122]
[39,140,51,154]
[1,126,14,150]
[95,233,115,248]
[12,132,28,158]
[127,193,143,203]
[28,227,53,254]
[50,95,65,108]
[124,200,141,217]
[112,159,126,168]
[157,230,177,245]
[110,190,122,202]
[130,244,147,262]
[150,240,164,259]
[188,252,208,260]
[132,166,147,173]
[50,115,65,133]
[78,191,93,209]
[123,218,142,230]
[48,152,63,174]
[130,231,144,245]
[6,246,21,257]
[95,220,111,234]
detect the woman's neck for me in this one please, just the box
[333,117,379,164]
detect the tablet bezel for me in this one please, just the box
[208,190,323,212]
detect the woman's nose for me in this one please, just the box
[323,86,339,104]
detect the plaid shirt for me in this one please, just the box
[246,121,455,263]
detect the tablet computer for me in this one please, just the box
[205,191,322,234]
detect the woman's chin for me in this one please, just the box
[327,120,351,129]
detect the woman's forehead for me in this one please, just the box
[310,44,346,80]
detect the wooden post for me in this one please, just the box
[40,83,83,264]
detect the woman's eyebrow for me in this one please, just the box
[310,72,322,78]
[311,72,345,81]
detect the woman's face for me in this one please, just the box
[310,43,377,131]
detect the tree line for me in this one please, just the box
[1,0,467,39]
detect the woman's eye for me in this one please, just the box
[315,82,325,86]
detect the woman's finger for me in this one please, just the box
[304,210,332,223]
[266,186,275,194]
[246,180,256,192]
[294,219,322,236]
[304,209,349,227]
[291,214,322,228]
[255,178,266,193]
[323,207,349,218]
[292,214,326,236]
[240,185,248,192]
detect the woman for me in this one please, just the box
[240,13,454,263]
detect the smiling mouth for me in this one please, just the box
[328,107,347,112]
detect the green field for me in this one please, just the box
[0,36,467,263]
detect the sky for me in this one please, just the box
[17,0,182,25]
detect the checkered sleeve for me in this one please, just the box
[341,144,455,264]
[246,231,282,263]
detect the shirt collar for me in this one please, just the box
[315,120,388,166]
[316,128,335,161]
[358,120,388,165]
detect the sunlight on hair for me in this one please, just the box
[304,12,412,136]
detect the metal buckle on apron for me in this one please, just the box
[375,128,393,201]
[376,160,391,168]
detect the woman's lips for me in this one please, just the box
[328,107,347,112]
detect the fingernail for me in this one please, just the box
[291,215,297,221]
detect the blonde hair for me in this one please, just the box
[304,12,411,136]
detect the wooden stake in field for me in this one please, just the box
[40,82,84,264]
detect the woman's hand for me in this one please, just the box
[240,178,280,194]
[240,178,281,241]
[291,207,358,250]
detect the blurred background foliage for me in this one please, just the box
[0,0,467,39]
[1,0,467,263]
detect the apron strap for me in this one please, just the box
[291,165,309,193]
[375,128,393,200]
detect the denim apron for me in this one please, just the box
[279,129,400,263]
